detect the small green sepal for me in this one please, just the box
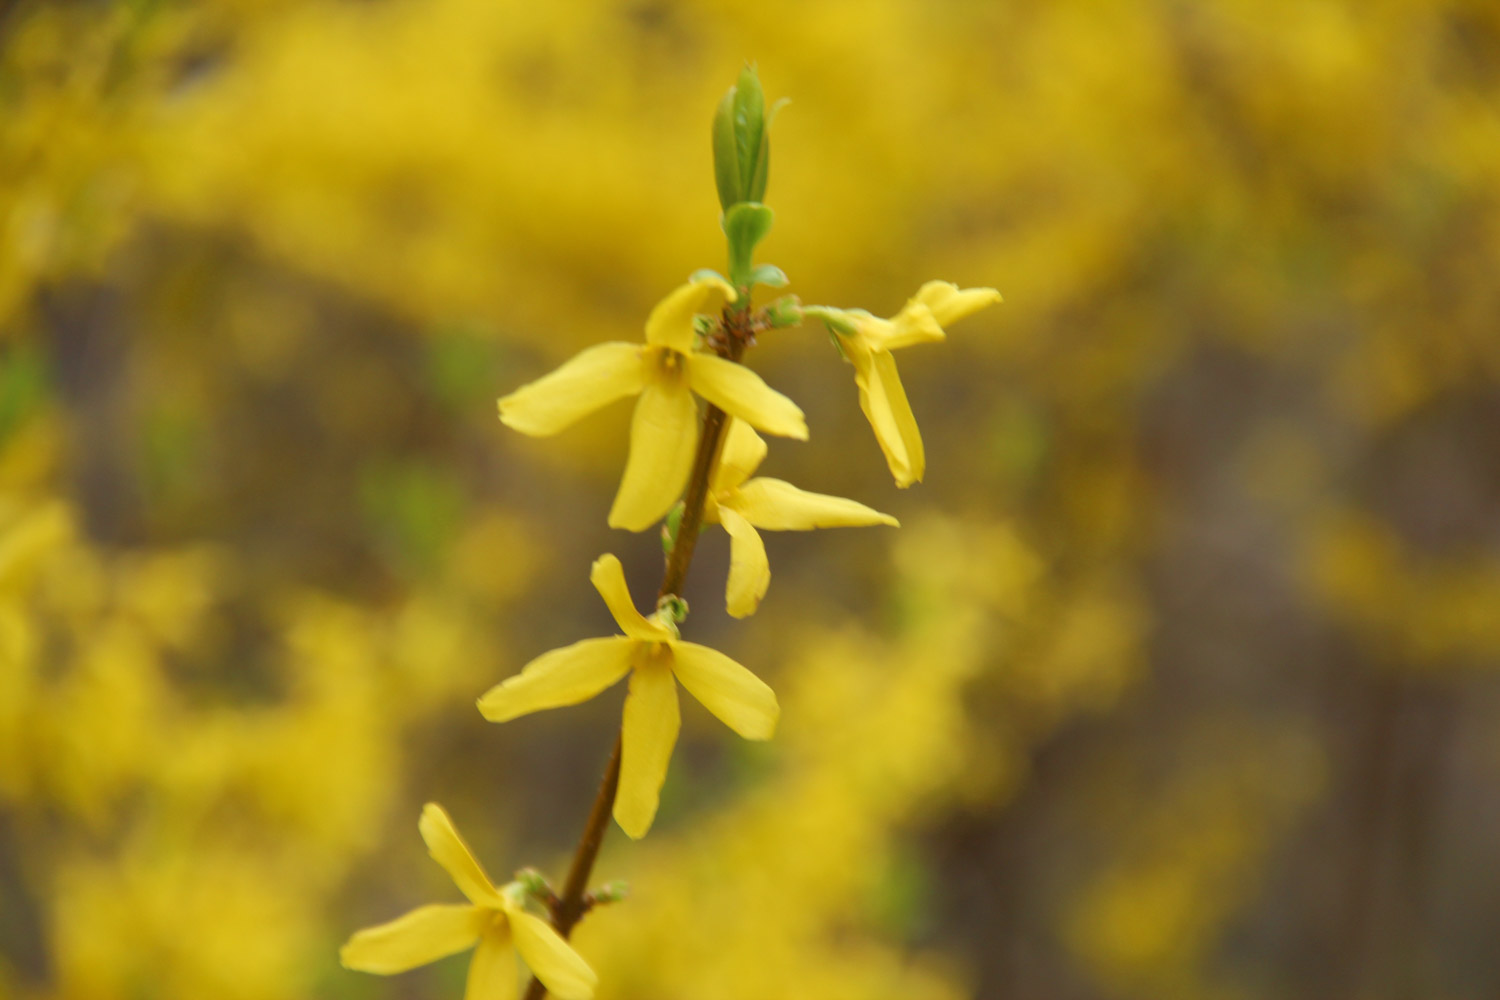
[657,594,689,624]
[802,305,859,336]
[828,330,849,361]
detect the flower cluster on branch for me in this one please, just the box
[341,65,998,1000]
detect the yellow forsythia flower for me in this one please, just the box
[496,276,808,531]
[705,419,898,618]
[477,554,778,838]
[831,282,1001,487]
[341,804,597,1000]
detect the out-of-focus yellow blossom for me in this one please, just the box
[496,276,808,531]
[478,554,777,838]
[1066,727,1324,999]
[820,282,1001,487]
[342,803,597,1000]
[704,419,897,618]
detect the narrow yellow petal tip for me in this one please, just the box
[913,282,1003,326]
[697,273,738,302]
[418,802,447,835]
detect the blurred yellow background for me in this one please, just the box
[3,1,1499,998]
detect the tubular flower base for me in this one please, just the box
[477,554,778,838]
[340,804,598,1000]
[825,281,1002,487]
[705,419,898,618]
[496,276,808,531]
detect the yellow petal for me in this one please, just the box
[854,349,923,487]
[608,381,699,532]
[340,904,485,975]
[687,355,808,440]
[477,637,635,723]
[712,418,767,494]
[420,804,503,906]
[465,923,519,1000]
[727,478,899,531]
[508,908,599,1000]
[913,281,1002,326]
[614,658,680,839]
[863,303,944,352]
[589,554,675,642]
[670,640,778,740]
[497,343,644,437]
[644,276,736,354]
[718,507,770,619]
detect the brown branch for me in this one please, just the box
[521,301,756,1000]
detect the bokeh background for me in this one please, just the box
[4,1,1500,998]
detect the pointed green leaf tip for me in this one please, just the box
[711,65,775,213]
[734,65,767,204]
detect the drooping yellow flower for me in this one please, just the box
[829,281,1001,488]
[478,554,778,839]
[497,276,808,532]
[705,419,898,618]
[341,804,597,1000]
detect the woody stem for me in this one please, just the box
[521,301,755,1000]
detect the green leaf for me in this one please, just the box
[711,87,741,212]
[749,98,786,205]
[723,202,774,287]
[733,65,766,202]
[746,264,788,288]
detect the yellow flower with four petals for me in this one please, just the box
[706,418,898,618]
[497,276,809,531]
[341,804,597,1000]
[478,554,778,838]
[828,281,1002,488]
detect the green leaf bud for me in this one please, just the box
[763,295,803,328]
[711,66,778,213]
[591,880,630,905]
[515,868,554,904]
